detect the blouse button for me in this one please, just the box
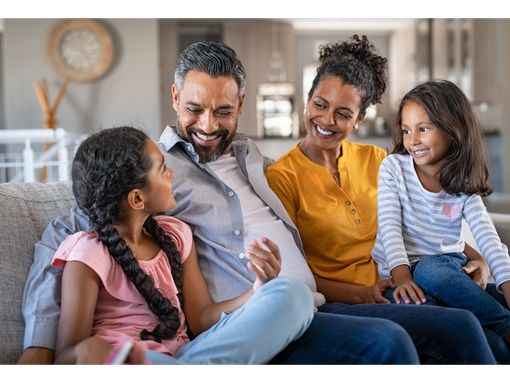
[234,230,241,236]
[351,209,356,214]
[355,219,361,224]
[345,201,351,205]
[239,253,245,259]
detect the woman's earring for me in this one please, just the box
[354,125,359,129]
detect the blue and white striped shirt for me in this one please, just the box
[371,154,510,291]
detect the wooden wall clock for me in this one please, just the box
[47,19,115,83]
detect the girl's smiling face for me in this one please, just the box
[304,76,363,154]
[142,139,177,213]
[401,101,451,175]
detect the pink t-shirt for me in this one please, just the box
[52,215,192,356]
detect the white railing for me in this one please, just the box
[0,128,87,183]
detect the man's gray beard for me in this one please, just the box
[174,118,237,163]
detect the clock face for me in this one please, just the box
[48,19,115,83]
[60,29,103,71]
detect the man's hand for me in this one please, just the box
[17,347,54,365]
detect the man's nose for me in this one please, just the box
[197,110,219,134]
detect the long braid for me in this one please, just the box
[143,215,184,310]
[72,126,183,342]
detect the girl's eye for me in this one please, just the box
[314,102,325,109]
[420,126,429,132]
[402,129,410,135]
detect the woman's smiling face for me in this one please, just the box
[304,76,363,154]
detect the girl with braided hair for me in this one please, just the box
[52,126,313,364]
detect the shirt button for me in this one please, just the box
[228,191,234,197]
[186,143,193,151]
[234,230,241,236]
[345,201,351,205]
[239,253,245,259]
[351,209,356,214]
[355,219,361,224]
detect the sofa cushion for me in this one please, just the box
[0,181,75,364]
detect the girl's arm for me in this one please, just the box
[391,265,427,305]
[500,281,510,309]
[462,243,490,290]
[182,238,281,336]
[54,260,104,364]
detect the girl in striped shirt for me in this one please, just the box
[371,80,510,345]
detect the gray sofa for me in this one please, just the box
[2,180,510,364]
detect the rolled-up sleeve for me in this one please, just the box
[21,206,90,350]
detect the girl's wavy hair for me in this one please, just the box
[308,34,388,120]
[72,126,184,342]
[393,80,493,197]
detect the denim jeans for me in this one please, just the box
[413,253,510,337]
[317,300,496,364]
[146,276,419,365]
[145,276,313,364]
[383,253,510,363]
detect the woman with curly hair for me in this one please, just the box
[52,126,313,364]
[266,35,504,363]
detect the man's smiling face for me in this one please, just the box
[172,70,244,163]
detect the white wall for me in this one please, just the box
[3,19,161,141]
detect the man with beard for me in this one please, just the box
[18,41,498,365]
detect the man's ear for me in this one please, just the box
[172,84,179,111]
[126,189,145,211]
[237,93,245,116]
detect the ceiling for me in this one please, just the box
[286,18,418,32]
[0,18,418,34]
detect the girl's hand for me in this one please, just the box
[393,282,427,305]
[74,337,147,365]
[462,260,490,291]
[245,237,281,292]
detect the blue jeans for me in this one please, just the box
[146,276,313,364]
[317,300,496,364]
[384,253,510,363]
[147,276,419,365]
[413,253,510,336]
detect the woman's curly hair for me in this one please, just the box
[72,126,184,342]
[308,34,388,119]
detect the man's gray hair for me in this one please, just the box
[174,41,246,101]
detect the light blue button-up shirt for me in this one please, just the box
[158,126,308,303]
[22,126,313,351]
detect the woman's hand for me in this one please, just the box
[245,237,282,292]
[361,279,396,304]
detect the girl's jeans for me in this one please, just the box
[146,276,314,364]
[384,253,510,358]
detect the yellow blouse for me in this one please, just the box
[266,140,387,287]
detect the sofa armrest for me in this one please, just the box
[0,181,75,364]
